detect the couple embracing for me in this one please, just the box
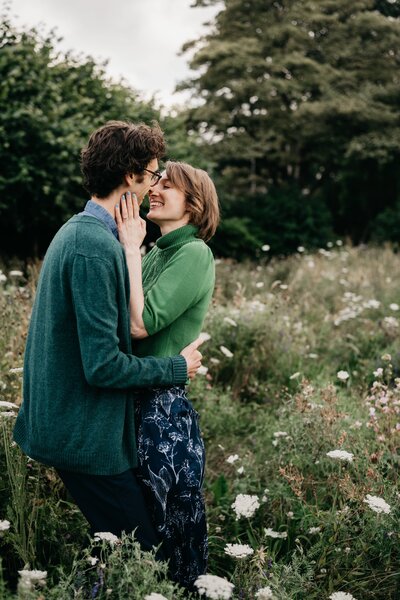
[13,120,220,591]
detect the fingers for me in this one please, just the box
[189,337,205,350]
[115,202,122,225]
[131,192,140,220]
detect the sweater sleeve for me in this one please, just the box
[71,254,187,388]
[143,242,215,336]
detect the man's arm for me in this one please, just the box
[71,253,188,388]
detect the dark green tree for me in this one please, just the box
[181,0,400,254]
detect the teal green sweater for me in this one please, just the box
[13,214,187,475]
[134,224,215,358]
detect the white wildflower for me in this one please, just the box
[381,353,392,361]
[223,317,237,327]
[290,372,301,380]
[326,450,354,463]
[87,556,99,566]
[363,494,391,514]
[194,573,234,599]
[220,346,234,358]
[373,368,383,378]
[0,273,7,283]
[389,303,399,311]
[0,401,18,410]
[256,282,265,288]
[9,270,23,277]
[231,494,260,519]
[264,528,287,539]
[144,594,169,600]
[329,593,357,600]
[287,511,294,519]
[199,332,211,342]
[297,246,305,253]
[0,520,10,531]
[273,431,288,438]
[337,370,350,381]
[261,244,270,252]
[308,353,318,359]
[198,366,209,375]
[237,466,245,475]
[18,569,47,591]
[9,367,23,374]
[224,543,254,559]
[255,586,274,599]
[308,526,321,534]
[93,531,119,544]
[226,454,239,464]
[210,357,220,364]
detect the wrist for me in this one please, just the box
[124,247,142,258]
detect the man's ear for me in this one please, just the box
[124,173,135,186]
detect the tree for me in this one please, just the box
[0,11,160,256]
[181,0,400,253]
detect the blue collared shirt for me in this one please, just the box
[80,200,119,240]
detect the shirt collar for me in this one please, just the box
[81,200,119,239]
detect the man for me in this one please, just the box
[13,120,203,555]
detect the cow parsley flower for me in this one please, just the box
[0,520,10,532]
[337,370,350,381]
[273,431,288,438]
[224,543,254,559]
[308,526,321,534]
[326,450,354,462]
[9,367,23,374]
[18,569,47,591]
[223,317,237,327]
[144,594,168,600]
[226,454,239,464]
[231,494,260,519]
[220,346,234,358]
[0,401,18,410]
[94,531,119,544]
[264,528,287,539]
[364,495,391,514]
[195,574,234,599]
[255,586,274,599]
[329,593,357,600]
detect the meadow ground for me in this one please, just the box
[0,244,399,599]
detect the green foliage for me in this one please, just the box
[2,247,400,597]
[371,202,400,245]
[181,0,400,254]
[0,11,160,257]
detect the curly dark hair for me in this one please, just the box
[80,120,165,198]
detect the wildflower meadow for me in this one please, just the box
[0,244,399,599]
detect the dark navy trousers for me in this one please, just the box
[57,467,166,560]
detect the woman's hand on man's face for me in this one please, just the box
[115,191,147,252]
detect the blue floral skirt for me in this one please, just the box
[135,386,208,589]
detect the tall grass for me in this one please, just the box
[0,246,399,599]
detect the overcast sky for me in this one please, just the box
[8,0,220,107]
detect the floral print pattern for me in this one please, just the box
[135,386,208,589]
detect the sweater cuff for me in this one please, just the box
[171,355,188,384]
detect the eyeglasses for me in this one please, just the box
[143,168,162,186]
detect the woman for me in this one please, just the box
[115,160,219,590]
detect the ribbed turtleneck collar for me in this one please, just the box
[156,224,199,249]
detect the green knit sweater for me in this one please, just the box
[134,224,215,358]
[13,214,187,475]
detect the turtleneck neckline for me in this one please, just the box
[156,224,199,249]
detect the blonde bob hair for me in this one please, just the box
[165,161,220,242]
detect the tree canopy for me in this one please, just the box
[181,0,400,255]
